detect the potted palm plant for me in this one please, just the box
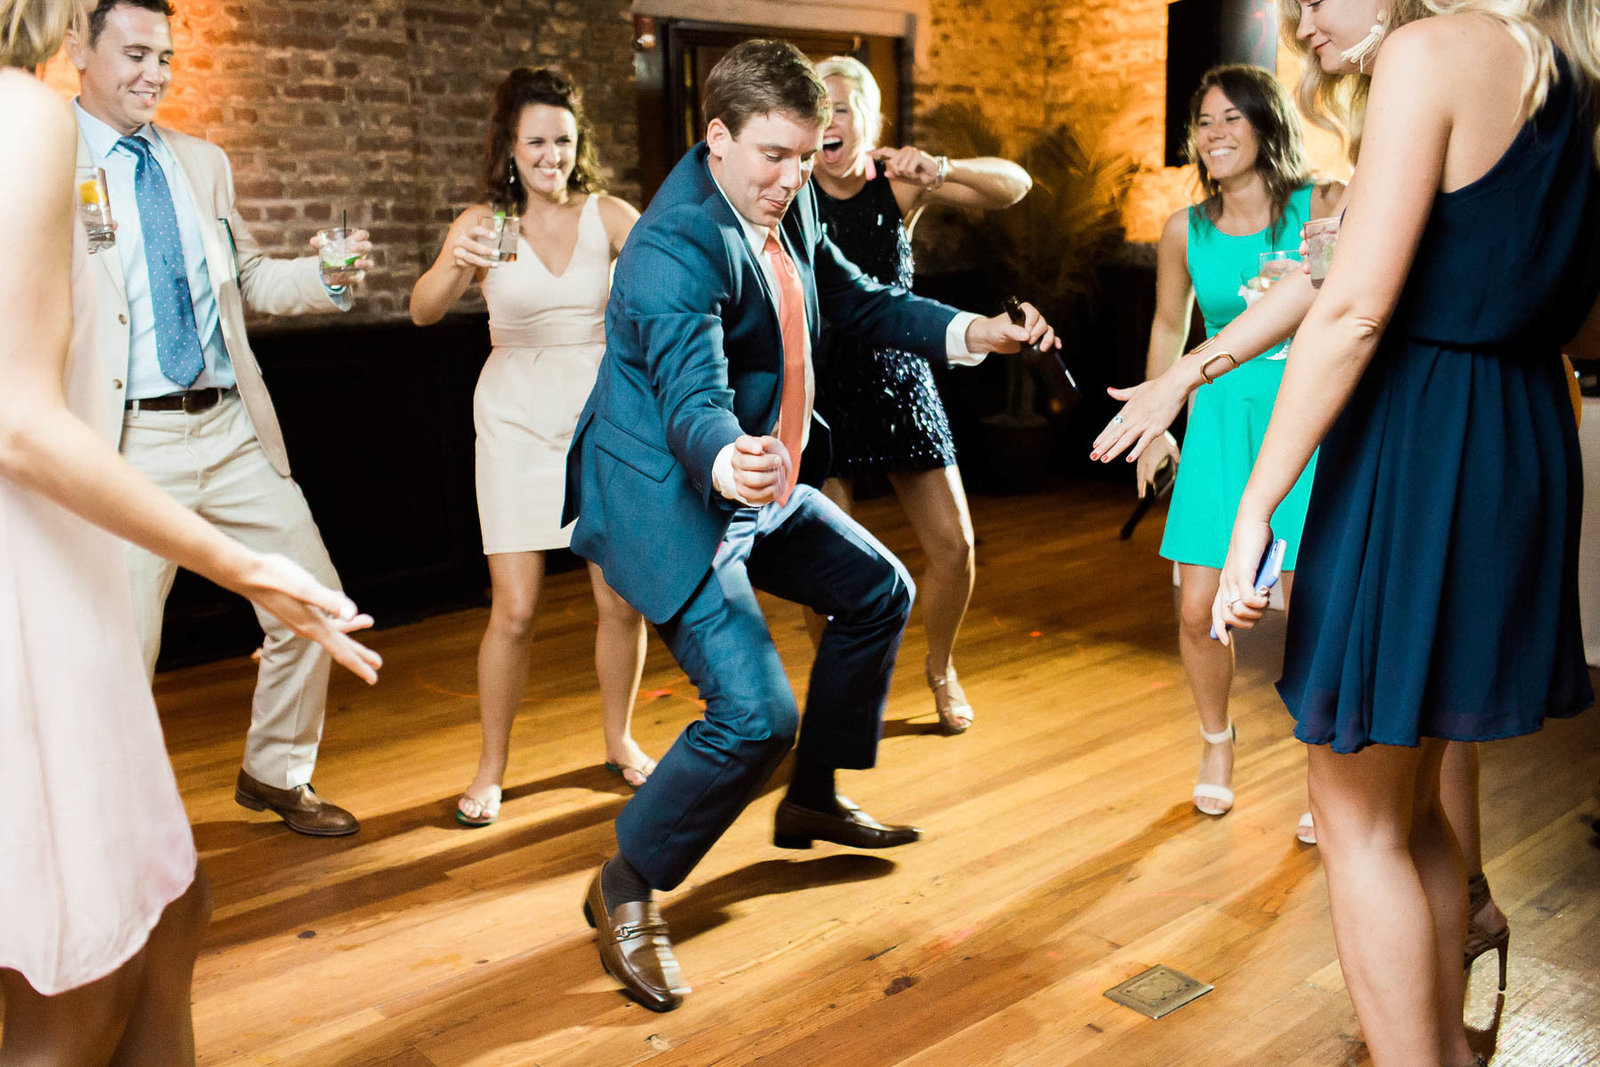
[915,103,1135,491]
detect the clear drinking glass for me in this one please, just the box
[317,227,361,286]
[1302,217,1341,288]
[1257,249,1302,288]
[75,166,115,253]
[1250,250,1304,361]
[479,213,520,263]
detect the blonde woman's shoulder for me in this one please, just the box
[0,73,74,159]
[1378,12,1515,74]
[0,69,72,123]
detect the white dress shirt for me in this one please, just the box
[708,175,984,504]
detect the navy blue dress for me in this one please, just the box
[1279,58,1599,753]
[814,172,959,477]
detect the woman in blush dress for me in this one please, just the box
[809,55,1032,735]
[411,68,652,827]
[0,3,380,1061]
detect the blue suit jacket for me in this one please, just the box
[563,144,958,623]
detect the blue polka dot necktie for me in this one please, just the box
[118,135,204,389]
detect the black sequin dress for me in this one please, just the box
[814,172,959,477]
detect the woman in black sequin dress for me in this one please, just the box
[811,56,1032,734]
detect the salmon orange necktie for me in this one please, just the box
[764,232,807,505]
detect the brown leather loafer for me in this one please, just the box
[582,870,689,1012]
[773,795,922,850]
[235,770,358,837]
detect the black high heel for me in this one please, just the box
[1464,873,1510,992]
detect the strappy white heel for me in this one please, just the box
[1192,721,1236,816]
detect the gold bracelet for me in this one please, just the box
[1199,350,1239,384]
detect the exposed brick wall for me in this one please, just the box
[915,0,1349,245]
[42,0,1347,325]
[49,0,638,328]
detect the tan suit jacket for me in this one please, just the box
[76,123,340,477]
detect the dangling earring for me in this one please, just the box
[1340,13,1385,74]
[507,158,518,186]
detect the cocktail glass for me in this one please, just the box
[479,213,520,263]
[317,227,361,287]
[76,166,115,253]
[1302,217,1341,288]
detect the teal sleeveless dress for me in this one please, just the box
[1160,183,1317,569]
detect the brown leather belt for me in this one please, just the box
[126,386,232,413]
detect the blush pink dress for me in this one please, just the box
[0,224,197,995]
[474,193,610,554]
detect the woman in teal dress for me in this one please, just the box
[1122,65,1342,819]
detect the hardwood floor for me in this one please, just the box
[118,484,1600,1063]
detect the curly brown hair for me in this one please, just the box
[480,67,604,213]
[1185,64,1311,244]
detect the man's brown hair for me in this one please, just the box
[702,39,829,139]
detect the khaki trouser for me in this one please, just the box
[121,391,340,789]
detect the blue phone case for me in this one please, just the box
[1211,538,1288,639]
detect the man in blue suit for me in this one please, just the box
[565,39,1056,1011]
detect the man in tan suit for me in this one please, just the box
[69,0,371,835]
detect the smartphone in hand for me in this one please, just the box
[1211,537,1287,640]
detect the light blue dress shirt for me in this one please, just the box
[76,101,236,399]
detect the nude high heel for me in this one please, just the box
[925,658,973,734]
[1192,721,1235,816]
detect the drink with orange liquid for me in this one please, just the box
[75,166,114,253]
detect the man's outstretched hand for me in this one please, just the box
[965,300,1059,355]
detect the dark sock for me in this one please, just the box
[601,854,652,911]
[785,759,838,813]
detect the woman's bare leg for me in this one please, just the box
[1176,563,1235,812]
[886,466,976,688]
[588,561,650,780]
[0,964,139,1067]
[109,869,211,1066]
[1308,739,1471,1066]
[0,868,209,1067]
[465,551,546,802]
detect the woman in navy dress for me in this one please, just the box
[1213,1,1599,1061]
[810,55,1032,733]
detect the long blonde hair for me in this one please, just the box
[1,0,74,69]
[1279,0,1599,164]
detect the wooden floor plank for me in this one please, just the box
[10,481,1596,1065]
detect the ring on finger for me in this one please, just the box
[1112,415,1124,425]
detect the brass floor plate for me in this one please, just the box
[1103,965,1214,1020]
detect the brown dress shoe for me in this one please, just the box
[773,795,921,850]
[582,870,689,1012]
[235,770,358,837]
